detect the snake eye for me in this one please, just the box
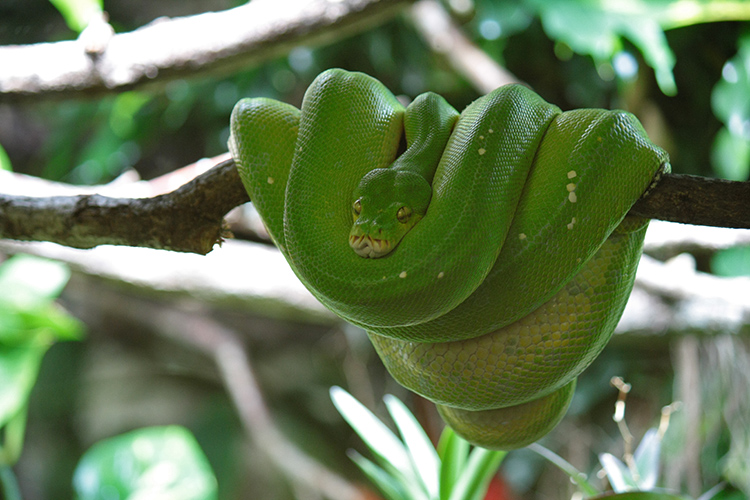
[353,199,362,216]
[396,206,412,223]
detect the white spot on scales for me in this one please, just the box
[566,179,577,203]
[399,271,407,278]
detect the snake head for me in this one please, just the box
[349,168,432,258]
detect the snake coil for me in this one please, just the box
[229,69,669,450]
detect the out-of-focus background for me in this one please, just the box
[1,0,749,499]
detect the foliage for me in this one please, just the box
[0,255,82,496]
[332,387,723,500]
[0,144,11,172]
[330,387,505,500]
[0,255,221,500]
[47,0,103,33]
[711,31,750,181]
[72,426,218,500]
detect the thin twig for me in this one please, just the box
[152,308,367,500]
[408,0,521,93]
[61,276,364,500]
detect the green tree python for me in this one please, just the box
[228,69,669,450]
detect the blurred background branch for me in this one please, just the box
[0,0,414,102]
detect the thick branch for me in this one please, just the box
[0,160,748,253]
[630,173,750,229]
[0,158,249,254]
[0,0,412,102]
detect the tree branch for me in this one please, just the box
[158,309,367,500]
[408,0,521,93]
[0,0,413,102]
[1,158,748,254]
[0,158,249,254]
[630,173,750,229]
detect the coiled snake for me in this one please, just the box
[229,69,668,450]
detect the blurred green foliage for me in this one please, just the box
[47,0,103,32]
[72,426,218,500]
[0,144,11,171]
[711,31,750,181]
[0,255,82,496]
[711,245,750,277]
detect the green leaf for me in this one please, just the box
[633,428,661,490]
[619,18,676,95]
[447,447,505,500]
[525,0,677,94]
[0,406,27,466]
[712,245,750,277]
[528,443,600,496]
[109,91,153,139]
[600,452,640,493]
[0,255,71,309]
[0,256,82,346]
[711,127,750,181]
[14,305,83,343]
[711,32,750,181]
[438,427,470,500]
[48,0,103,33]
[384,395,440,499]
[590,493,690,500]
[348,450,409,500]
[330,387,413,475]
[0,143,11,172]
[72,426,217,500]
[520,1,750,97]
[0,344,47,429]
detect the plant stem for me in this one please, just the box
[527,443,600,497]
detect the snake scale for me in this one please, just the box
[229,69,669,450]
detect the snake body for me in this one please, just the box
[229,69,669,450]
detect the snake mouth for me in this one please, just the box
[349,234,393,258]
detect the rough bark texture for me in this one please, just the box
[630,173,750,229]
[1,157,748,254]
[0,158,249,254]
[0,0,413,102]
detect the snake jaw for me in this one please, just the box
[349,234,393,258]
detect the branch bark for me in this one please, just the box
[630,173,750,229]
[1,157,748,254]
[0,0,413,102]
[0,157,249,254]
